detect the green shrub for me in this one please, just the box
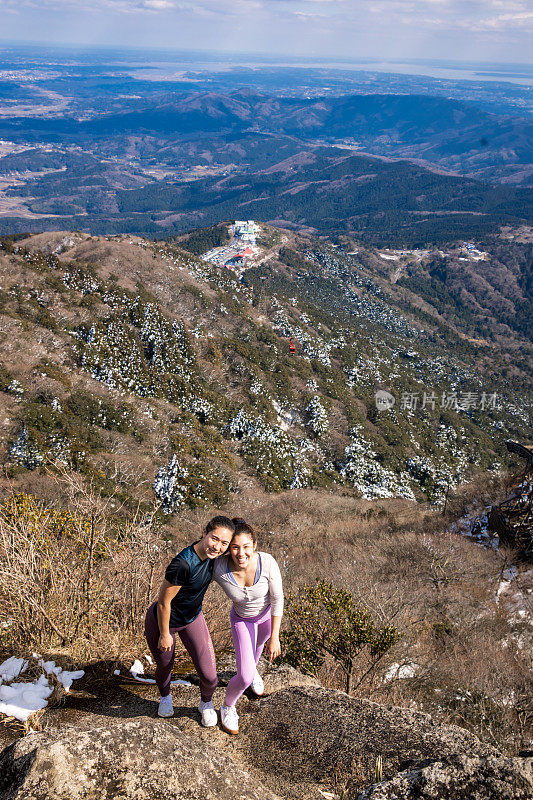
[66,390,134,434]
[0,363,14,392]
[282,579,401,694]
[38,361,72,387]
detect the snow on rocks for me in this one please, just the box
[34,658,85,694]
[57,670,85,691]
[0,656,84,722]
[113,660,192,687]
[496,567,533,627]
[341,426,415,501]
[153,455,190,513]
[227,408,312,490]
[6,379,24,399]
[0,675,53,722]
[9,427,44,469]
[306,395,328,437]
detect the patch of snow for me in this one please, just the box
[0,657,85,722]
[114,668,192,687]
[0,675,53,722]
[130,659,144,676]
[36,659,85,692]
[0,657,28,682]
[384,662,419,681]
[57,670,85,691]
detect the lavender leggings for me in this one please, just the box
[225,605,271,708]
[144,603,218,701]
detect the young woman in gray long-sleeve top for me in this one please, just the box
[213,518,284,735]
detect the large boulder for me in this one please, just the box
[234,686,500,799]
[262,663,321,694]
[0,717,280,800]
[1,680,530,800]
[358,753,533,800]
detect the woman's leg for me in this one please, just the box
[177,611,218,703]
[254,610,272,665]
[224,612,259,708]
[144,602,177,698]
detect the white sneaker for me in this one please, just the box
[158,695,174,717]
[198,700,217,727]
[250,670,264,696]
[220,703,239,735]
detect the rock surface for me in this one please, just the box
[358,753,533,800]
[0,717,280,800]
[262,663,321,694]
[0,671,530,800]
[234,686,498,799]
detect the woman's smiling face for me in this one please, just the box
[202,526,233,559]
[229,532,256,569]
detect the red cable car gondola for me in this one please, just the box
[289,338,296,354]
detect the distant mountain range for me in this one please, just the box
[2,89,531,185]
[1,139,531,246]
[0,88,531,243]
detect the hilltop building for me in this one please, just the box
[202,220,259,273]
[234,220,257,244]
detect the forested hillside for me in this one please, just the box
[0,225,530,514]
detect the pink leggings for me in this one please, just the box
[144,603,218,701]
[225,605,271,708]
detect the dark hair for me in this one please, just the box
[204,515,235,535]
[231,517,257,545]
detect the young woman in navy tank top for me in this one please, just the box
[144,515,234,725]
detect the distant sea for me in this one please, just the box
[129,60,533,87]
[1,42,532,87]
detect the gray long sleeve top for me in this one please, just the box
[213,552,284,619]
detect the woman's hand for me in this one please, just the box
[158,632,174,652]
[265,634,281,663]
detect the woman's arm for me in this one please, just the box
[265,555,284,661]
[156,579,181,651]
[265,614,282,662]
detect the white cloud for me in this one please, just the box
[142,0,174,7]
[1,0,532,59]
[292,9,327,17]
[473,11,533,31]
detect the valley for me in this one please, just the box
[0,47,532,244]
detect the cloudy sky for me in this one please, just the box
[1,0,532,64]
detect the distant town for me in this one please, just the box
[201,220,259,274]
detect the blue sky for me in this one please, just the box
[1,0,532,64]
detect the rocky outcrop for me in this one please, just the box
[262,663,321,694]
[0,676,531,800]
[359,753,533,800]
[234,686,498,799]
[0,717,279,800]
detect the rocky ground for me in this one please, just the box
[0,661,531,800]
